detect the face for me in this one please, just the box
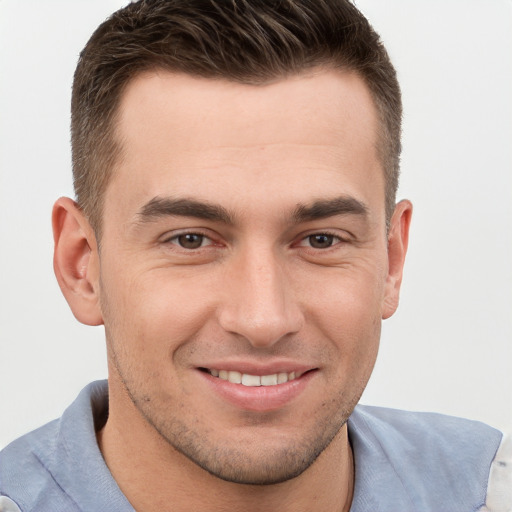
[95,69,407,484]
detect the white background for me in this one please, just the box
[1,0,511,449]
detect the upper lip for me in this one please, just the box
[196,360,316,376]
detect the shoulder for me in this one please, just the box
[0,420,81,512]
[348,405,504,512]
[0,381,111,512]
[350,403,502,450]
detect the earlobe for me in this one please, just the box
[382,199,413,320]
[52,197,103,326]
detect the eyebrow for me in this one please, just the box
[293,196,369,222]
[137,197,234,224]
[136,195,368,226]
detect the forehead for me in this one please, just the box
[116,68,378,152]
[106,69,383,224]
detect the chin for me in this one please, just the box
[186,442,328,485]
[150,412,349,486]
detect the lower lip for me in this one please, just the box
[198,370,316,412]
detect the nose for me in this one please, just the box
[217,248,304,348]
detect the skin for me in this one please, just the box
[53,68,412,512]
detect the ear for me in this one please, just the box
[52,197,103,326]
[382,199,413,319]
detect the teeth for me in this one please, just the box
[277,372,288,384]
[208,369,300,386]
[228,371,242,384]
[261,374,278,386]
[242,374,261,386]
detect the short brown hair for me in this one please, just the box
[72,0,402,235]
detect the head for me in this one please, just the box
[55,0,412,488]
[72,0,402,238]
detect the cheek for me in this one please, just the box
[302,262,385,366]
[99,266,216,362]
[305,260,387,327]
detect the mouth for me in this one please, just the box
[198,366,317,411]
[199,368,306,387]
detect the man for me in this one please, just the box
[0,1,509,511]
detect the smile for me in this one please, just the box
[205,368,304,386]
[199,366,316,411]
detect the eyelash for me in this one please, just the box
[164,231,216,250]
[295,231,346,250]
[163,230,346,251]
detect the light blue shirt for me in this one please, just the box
[0,381,504,511]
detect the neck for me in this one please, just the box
[98,382,354,512]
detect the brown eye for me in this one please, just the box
[308,234,335,249]
[176,233,205,249]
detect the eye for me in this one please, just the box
[308,234,335,249]
[170,233,211,249]
[296,232,344,249]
